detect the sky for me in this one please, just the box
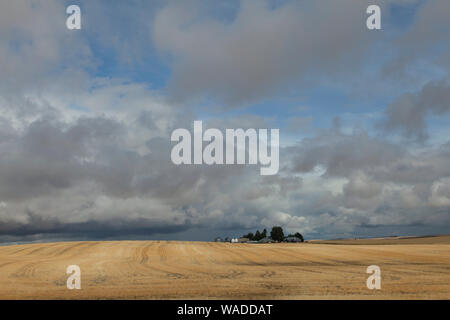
[0,0,449,243]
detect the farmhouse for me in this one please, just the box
[284,236,302,243]
[258,237,273,243]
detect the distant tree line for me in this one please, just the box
[243,226,304,242]
[242,228,268,241]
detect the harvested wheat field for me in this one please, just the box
[0,237,449,299]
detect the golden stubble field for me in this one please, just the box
[0,236,449,299]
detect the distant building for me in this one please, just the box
[283,236,302,243]
[238,237,249,243]
[231,238,238,243]
[258,237,273,243]
[224,237,231,242]
[215,237,223,242]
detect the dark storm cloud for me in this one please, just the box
[0,116,124,200]
[0,210,191,239]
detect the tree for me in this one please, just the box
[254,230,261,241]
[243,232,254,240]
[270,226,284,242]
[294,232,304,242]
[262,229,267,238]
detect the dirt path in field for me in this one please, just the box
[0,239,449,299]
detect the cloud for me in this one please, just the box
[1,0,450,242]
[379,80,450,141]
[283,125,450,236]
[1,102,450,241]
[153,0,374,105]
[0,0,92,93]
[288,127,404,176]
